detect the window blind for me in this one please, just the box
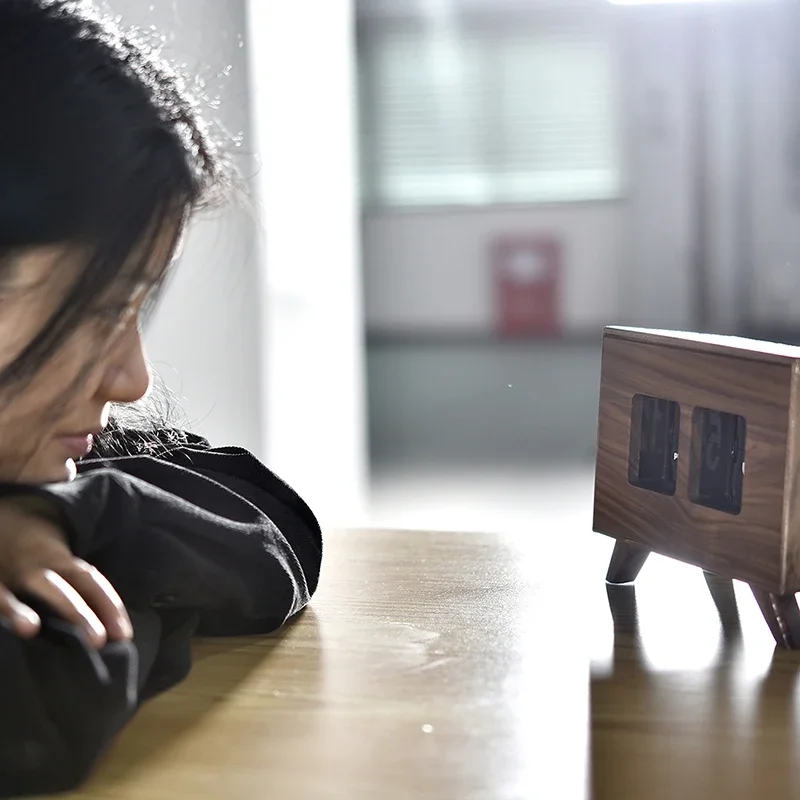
[358,15,623,207]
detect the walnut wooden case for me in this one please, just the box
[593,326,800,648]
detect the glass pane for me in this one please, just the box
[689,408,746,515]
[628,394,680,496]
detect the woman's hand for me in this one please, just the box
[0,496,132,648]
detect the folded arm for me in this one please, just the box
[0,435,322,797]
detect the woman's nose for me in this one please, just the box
[97,324,152,405]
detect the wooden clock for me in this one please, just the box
[592,326,800,649]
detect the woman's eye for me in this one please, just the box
[91,283,152,328]
[94,304,136,327]
[99,306,126,321]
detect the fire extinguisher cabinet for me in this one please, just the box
[491,236,561,338]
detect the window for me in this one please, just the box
[689,408,746,515]
[628,394,681,496]
[357,12,623,208]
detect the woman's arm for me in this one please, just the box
[0,435,322,797]
[56,440,323,634]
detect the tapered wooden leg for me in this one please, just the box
[751,587,800,649]
[606,540,650,585]
[703,571,742,638]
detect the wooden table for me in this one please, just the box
[66,529,590,800]
[64,525,800,799]
[591,539,800,799]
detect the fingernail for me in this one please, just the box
[119,617,133,640]
[15,606,40,632]
[18,606,39,625]
[87,622,107,647]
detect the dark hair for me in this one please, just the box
[0,0,227,392]
[0,0,232,458]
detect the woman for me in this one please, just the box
[0,1,322,795]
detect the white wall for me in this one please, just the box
[360,4,696,336]
[364,204,623,334]
[620,8,696,332]
[109,0,369,525]
[246,0,369,525]
[361,1,798,338]
[746,1,800,326]
[704,8,743,334]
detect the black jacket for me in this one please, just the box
[0,433,322,798]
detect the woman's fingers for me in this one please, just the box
[64,559,133,642]
[19,562,134,648]
[21,569,107,648]
[0,504,132,648]
[0,585,40,638]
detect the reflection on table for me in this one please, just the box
[592,543,800,800]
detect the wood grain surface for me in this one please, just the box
[594,327,796,593]
[592,545,800,800]
[601,326,800,363]
[54,518,800,799]
[63,528,590,800]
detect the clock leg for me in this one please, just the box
[703,571,742,638]
[750,587,800,649]
[606,540,650,585]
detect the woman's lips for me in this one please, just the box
[59,434,94,459]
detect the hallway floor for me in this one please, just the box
[367,460,597,536]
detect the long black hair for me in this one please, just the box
[0,0,229,456]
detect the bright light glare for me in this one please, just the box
[608,0,778,4]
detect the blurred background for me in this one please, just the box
[105,0,799,534]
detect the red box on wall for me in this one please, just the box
[491,236,561,337]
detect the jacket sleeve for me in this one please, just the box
[0,604,195,798]
[0,436,322,797]
[44,442,323,635]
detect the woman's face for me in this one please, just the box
[0,236,174,484]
